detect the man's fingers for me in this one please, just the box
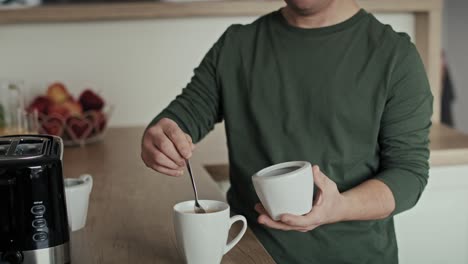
[313,189,324,206]
[141,141,183,177]
[255,204,289,229]
[151,149,180,170]
[280,214,310,227]
[257,214,297,231]
[163,123,192,159]
[254,203,268,214]
[255,204,305,231]
[153,134,186,166]
[151,164,184,177]
[255,204,320,232]
[142,119,193,177]
[313,165,327,189]
[185,134,196,151]
[280,213,321,228]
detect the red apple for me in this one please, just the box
[27,96,51,114]
[41,116,64,136]
[47,104,70,119]
[47,82,71,104]
[79,89,105,111]
[62,100,83,117]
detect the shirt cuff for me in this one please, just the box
[374,168,426,216]
[146,109,191,136]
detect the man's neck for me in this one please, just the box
[281,0,360,29]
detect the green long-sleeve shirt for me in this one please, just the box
[151,9,432,264]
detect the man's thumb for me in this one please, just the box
[313,165,326,188]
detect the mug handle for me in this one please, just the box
[79,174,93,193]
[224,215,247,254]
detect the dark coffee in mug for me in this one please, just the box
[182,209,219,214]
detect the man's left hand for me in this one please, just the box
[254,165,349,232]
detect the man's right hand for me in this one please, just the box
[141,118,194,177]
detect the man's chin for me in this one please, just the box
[284,0,330,15]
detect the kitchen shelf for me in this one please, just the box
[0,0,441,24]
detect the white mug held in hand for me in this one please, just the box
[64,174,93,232]
[173,200,247,264]
[252,161,314,220]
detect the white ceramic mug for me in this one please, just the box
[173,200,247,264]
[64,174,93,232]
[252,161,314,220]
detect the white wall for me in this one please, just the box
[0,13,413,127]
[443,0,468,132]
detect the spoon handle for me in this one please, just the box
[186,159,200,202]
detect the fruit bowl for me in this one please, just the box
[38,106,113,147]
[27,82,112,147]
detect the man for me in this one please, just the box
[141,0,433,262]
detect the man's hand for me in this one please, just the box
[141,118,195,177]
[255,165,349,232]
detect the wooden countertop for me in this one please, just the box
[63,127,274,264]
[198,123,468,183]
[202,124,468,184]
[0,0,442,25]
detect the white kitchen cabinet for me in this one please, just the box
[396,165,468,264]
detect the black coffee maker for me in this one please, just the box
[0,135,70,264]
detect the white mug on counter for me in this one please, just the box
[252,161,314,220]
[173,200,247,264]
[64,174,93,232]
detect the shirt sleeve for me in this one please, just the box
[375,42,433,216]
[147,27,232,143]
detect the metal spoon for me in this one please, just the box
[186,159,206,214]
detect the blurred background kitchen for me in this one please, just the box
[0,0,467,263]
